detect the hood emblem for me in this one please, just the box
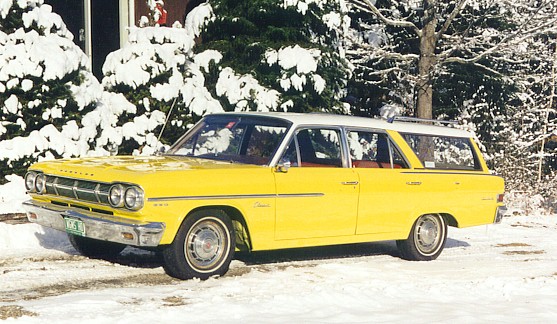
[59,169,94,177]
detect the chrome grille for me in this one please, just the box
[45,175,111,205]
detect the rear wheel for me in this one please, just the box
[68,234,126,258]
[162,209,235,280]
[397,214,447,261]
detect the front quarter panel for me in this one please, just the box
[141,167,277,246]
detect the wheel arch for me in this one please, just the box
[402,212,457,238]
[439,212,458,228]
[186,205,253,252]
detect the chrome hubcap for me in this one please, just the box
[185,219,227,271]
[414,215,442,255]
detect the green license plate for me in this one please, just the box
[64,217,85,236]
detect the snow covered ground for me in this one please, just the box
[1,179,557,322]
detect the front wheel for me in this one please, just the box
[396,214,447,261]
[162,209,235,280]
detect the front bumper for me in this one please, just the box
[22,200,165,247]
[494,206,507,224]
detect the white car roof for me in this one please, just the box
[211,112,474,138]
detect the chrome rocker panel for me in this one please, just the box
[22,200,165,247]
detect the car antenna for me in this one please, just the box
[157,97,178,151]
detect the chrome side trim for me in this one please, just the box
[401,171,487,175]
[277,193,324,198]
[148,193,325,202]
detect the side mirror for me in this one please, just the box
[275,159,291,173]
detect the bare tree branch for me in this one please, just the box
[443,17,557,65]
[435,0,468,43]
[441,56,503,76]
[350,0,421,35]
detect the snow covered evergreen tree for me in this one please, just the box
[102,26,198,155]
[102,0,352,155]
[198,0,352,114]
[0,0,101,181]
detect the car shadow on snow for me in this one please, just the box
[32,230,470,272]
[236,237,471,266]
[109,247,165,269]
[445,237,471,249]
[32,229,165,269]
[236,241,401,266]
[33,228,74,253]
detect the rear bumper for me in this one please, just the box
[22,200,165,247]
[494,206,507,224]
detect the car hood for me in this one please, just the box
[29,155,264,183]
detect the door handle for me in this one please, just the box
[406,181,422,185]
[341,181,359,185]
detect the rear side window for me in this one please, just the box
[347,130,408,169]
[402,133,480,170]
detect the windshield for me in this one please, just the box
[167,115,291,165]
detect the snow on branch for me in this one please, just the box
[443,16,557,68]
[350,0,421,35]
[435,0,467,43]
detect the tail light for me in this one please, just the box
[497,194,504,203]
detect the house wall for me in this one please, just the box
[44,0,204,80]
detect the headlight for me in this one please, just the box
[124,186,144,210]
[34,173,46,194]
[24,172,38,192]
[108,184,125,207]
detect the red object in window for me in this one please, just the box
[155,3,167,26]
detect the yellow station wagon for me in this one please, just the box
[23,112,506,279]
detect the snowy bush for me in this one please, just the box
[197,0,351,114]
[102,0,352,155]
[102,21,223,155]
[0,0,102,182]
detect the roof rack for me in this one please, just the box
[387,116,458,125]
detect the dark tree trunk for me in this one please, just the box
[416,0,438,120]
